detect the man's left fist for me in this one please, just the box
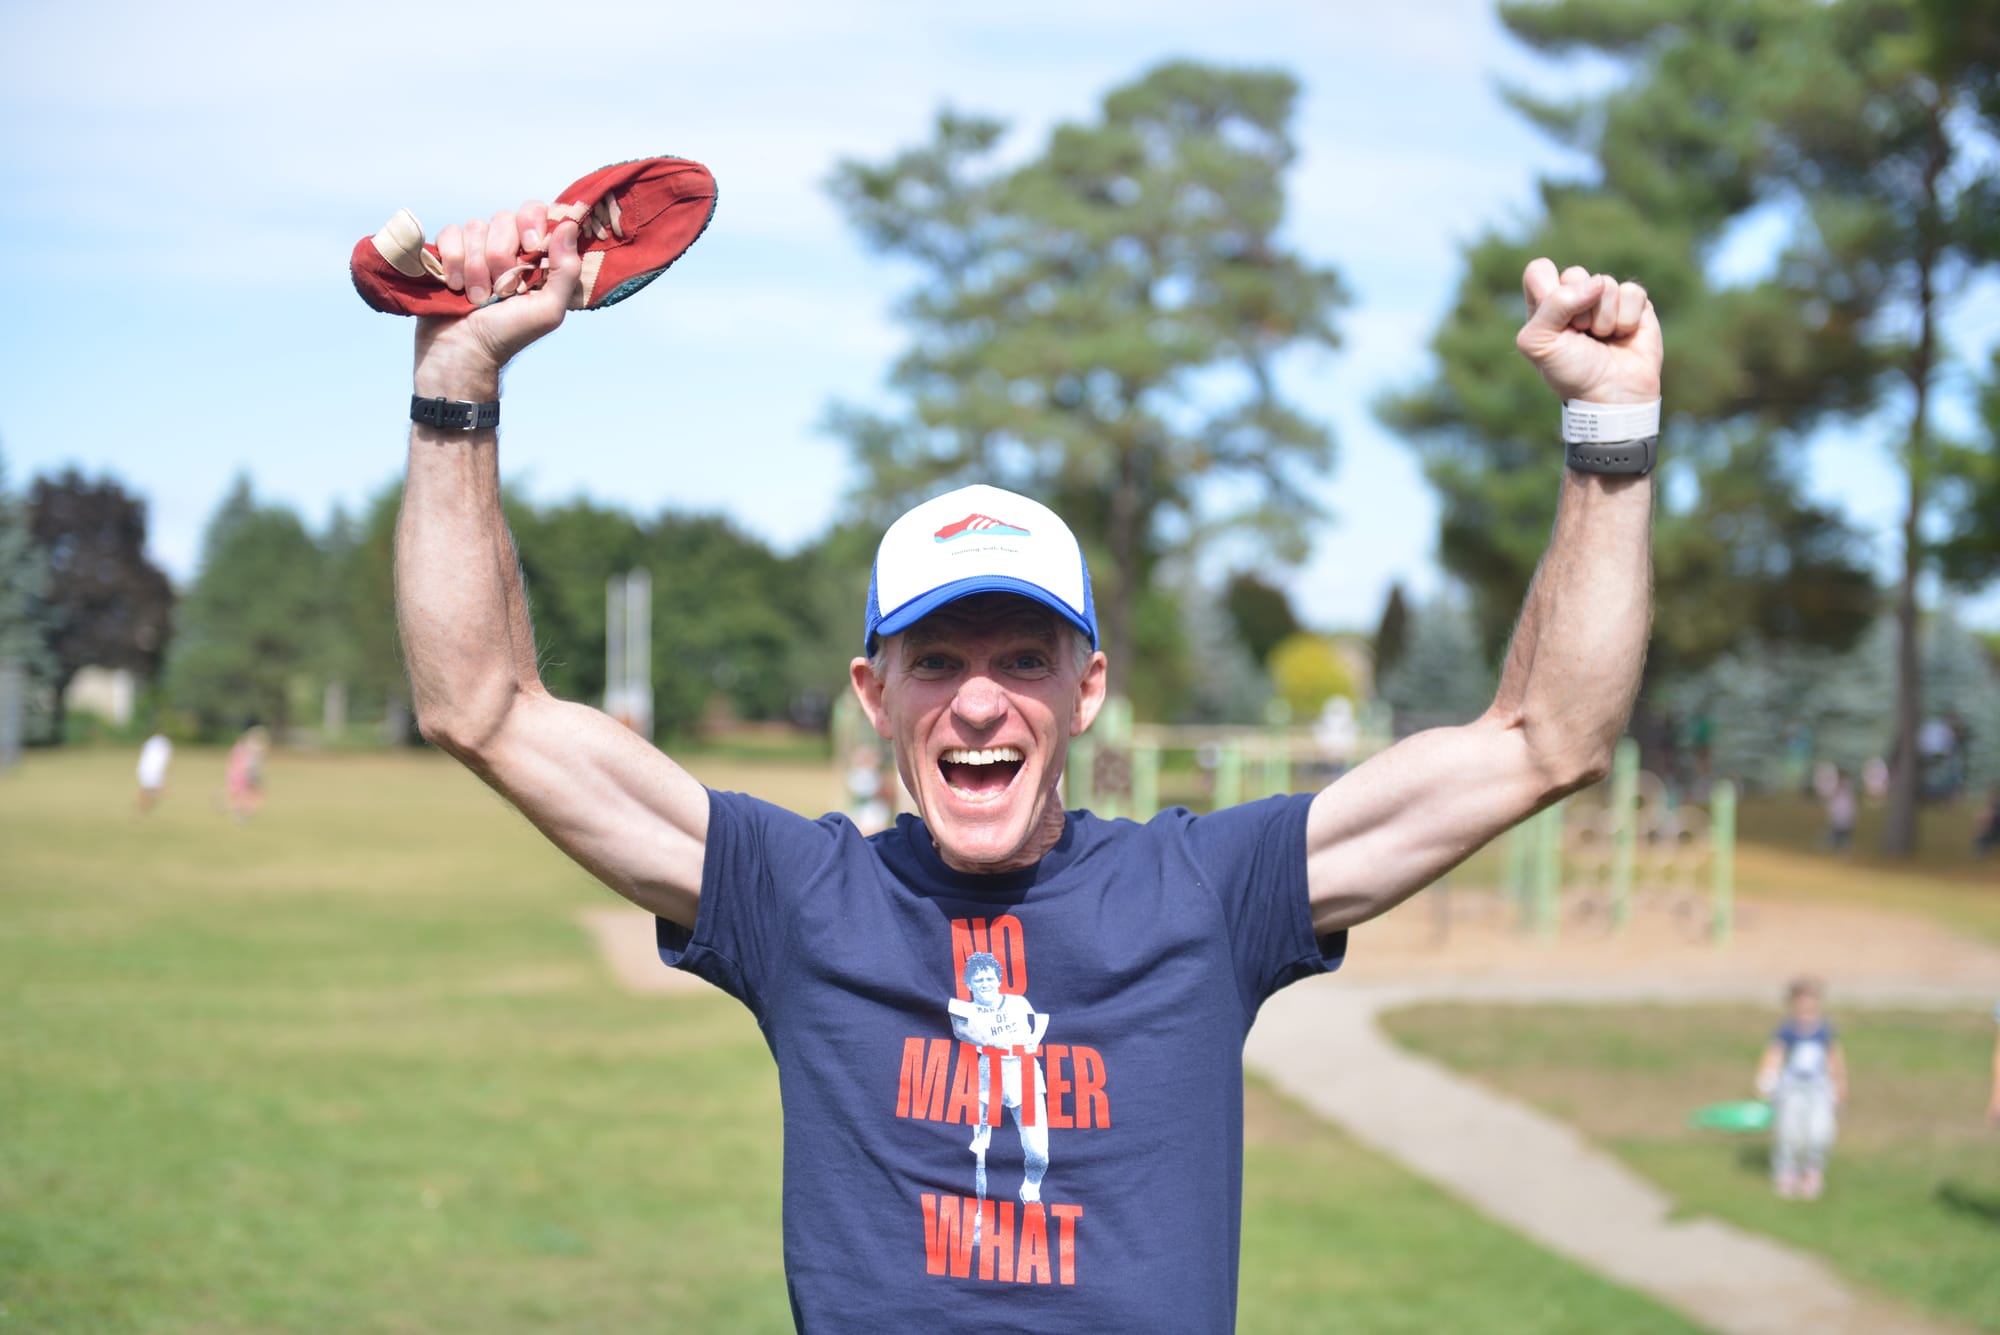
[1515,258,1663,405]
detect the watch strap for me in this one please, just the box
[410,395,500,431]
[1565,435,1656,476]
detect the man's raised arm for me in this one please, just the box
[1305,259,1660,933]
[395,208,708,927]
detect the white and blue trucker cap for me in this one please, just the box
[864,484,1098,653]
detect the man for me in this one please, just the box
[391,184,1658,1329]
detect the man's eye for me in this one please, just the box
[1008,654,1050,674]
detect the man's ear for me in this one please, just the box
[850,657,893,740]
[1070,651,1109,736]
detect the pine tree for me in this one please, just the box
[826,62,1347,699]
[0,452,56,745]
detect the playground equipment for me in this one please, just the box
[829,696,1735,943]
[1505,738,1738,944]
[1069,696,1393,819]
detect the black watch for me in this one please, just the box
[410,395,500,431]
[1565,435,1655,476]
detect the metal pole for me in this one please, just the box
[0,658,20,771]
[626,568,653,739]
[1610,737,1638,931]
[1099,697,1132,820]
[1262,730,1290,797]
[605,574,626,723]
[1068,736,1095,813]
[1501,822,1528,923]
[1710,779,1736,947]
[1132,739,1159,819]
[1214,740,1243,811]
[1535,801,1564,942]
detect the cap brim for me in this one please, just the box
[871,575,1097,651]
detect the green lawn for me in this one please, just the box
[0,746,1708,1333]
[1382,1001,2000,1333]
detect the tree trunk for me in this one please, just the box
[49,664,73,747]
[1881,191,1940,856]
[1105,442,1141,701]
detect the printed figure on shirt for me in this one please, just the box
[949,951,1052,1204]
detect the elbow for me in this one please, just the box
[1485,708,1616,802]
[1529,736,1616,804]
[415,706,487,763]
[1564,742,1617,793]
[414,687,523,765]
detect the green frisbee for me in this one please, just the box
[1688,1099,1773,1133]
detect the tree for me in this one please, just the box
[1222,570,1300,666]
[1173,579,1272,723]
[0,452,57,745]
[1388,0,1999,854]
[165,476,327,737]
[1267,631,1357,721]
[505,498,856,740]
[1375,595,1495,734]
[27,468,174,738]
[327,484,416,741]
[826,62,1348,701]
[1749,0,2000,852]
[1934,347,2000,589]
[1372,582,1411,684]
[1667,608,2000,794]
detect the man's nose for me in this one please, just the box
[951,673,1008,730]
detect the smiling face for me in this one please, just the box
[851,594,1107,874]
[968,964,1002,1007]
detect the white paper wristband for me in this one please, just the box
[1562,398,1661,444]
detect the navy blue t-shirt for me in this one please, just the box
[658,789,1344,1333]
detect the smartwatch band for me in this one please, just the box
[1565,435,1656,476]
[411,395,500,431]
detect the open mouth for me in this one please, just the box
[938,746,1025,802]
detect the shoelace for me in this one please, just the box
[435,195,628,304]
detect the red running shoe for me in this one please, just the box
[350,155,717,316]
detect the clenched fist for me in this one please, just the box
[1515,259,1662,406]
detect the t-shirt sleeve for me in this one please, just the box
[1182,793,1344,1017]
[654,788,841,1026]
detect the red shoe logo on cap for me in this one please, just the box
[935,514,1030,542]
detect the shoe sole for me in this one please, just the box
[350,155,717,316]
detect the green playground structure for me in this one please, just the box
[835,696,1738,945]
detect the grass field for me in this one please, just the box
[1382,1002,2000,1333]
[1,746,1710,1334]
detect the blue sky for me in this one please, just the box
[3,0,1995,633]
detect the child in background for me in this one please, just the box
[1987,1001,1999,1127]
[1755,977,1847,1199]
[1822,770,1857,853]
[134,731,173,812]
[224,725,268,822]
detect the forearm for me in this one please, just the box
[396,354,542,753]
[1489,469,1653,789]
